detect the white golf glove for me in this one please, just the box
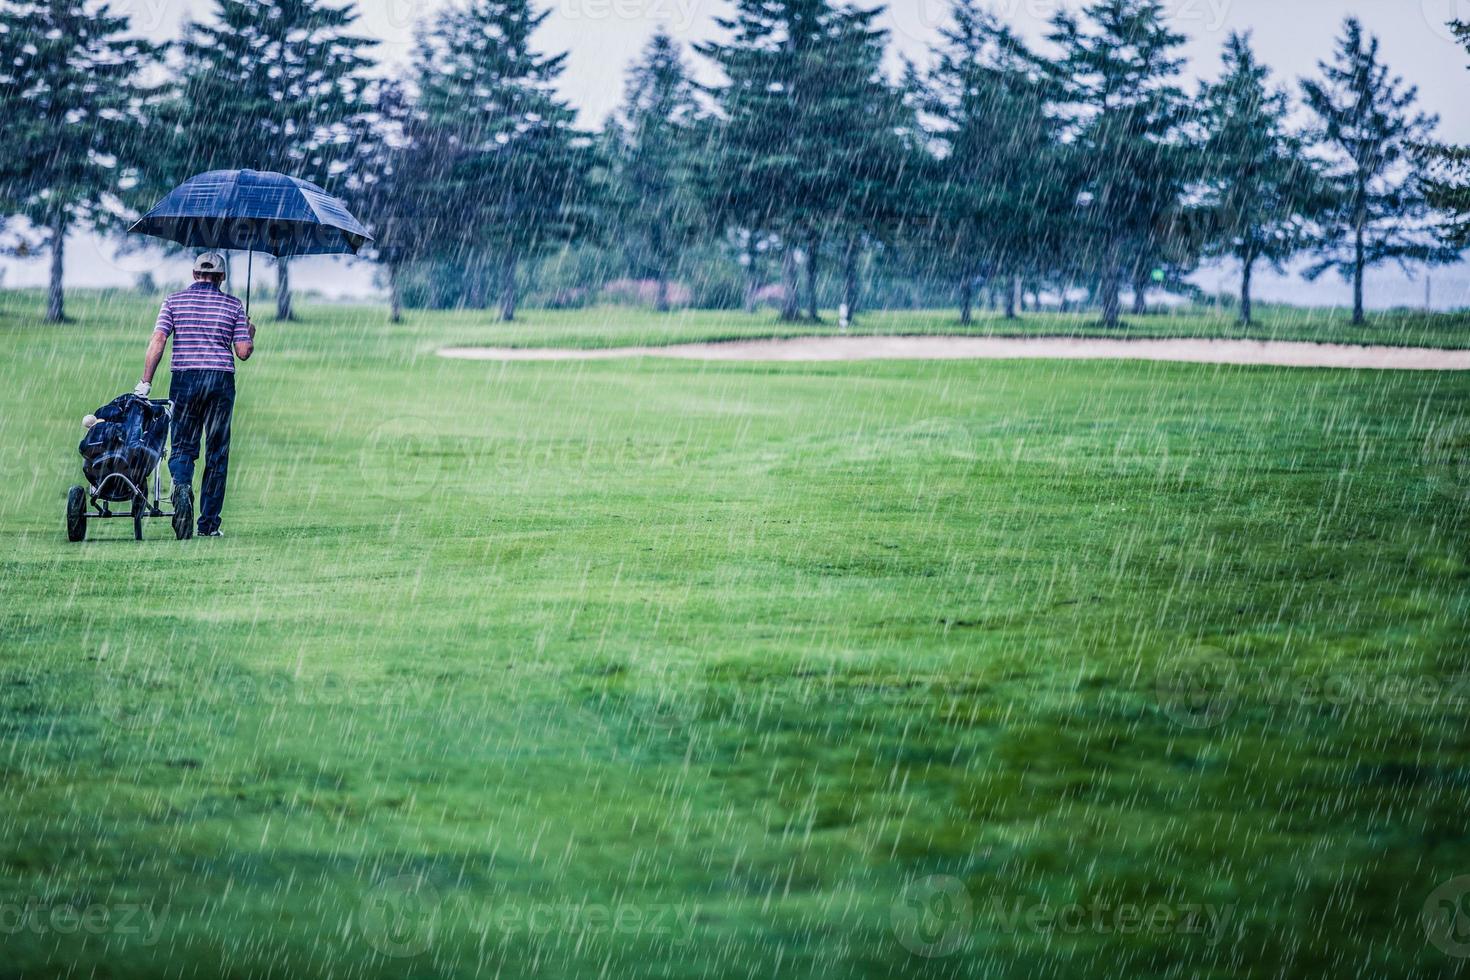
[133,380,151,397]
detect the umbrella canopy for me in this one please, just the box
[129,169,372,257]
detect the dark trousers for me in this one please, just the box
[168,370,236,534]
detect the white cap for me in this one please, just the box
[193,252,227,275]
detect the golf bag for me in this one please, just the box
[79,394,171,502]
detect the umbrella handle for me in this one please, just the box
[245,250,252,318]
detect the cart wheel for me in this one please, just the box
[173,486,193,541]
[66,486,87,542]
[133,495,146,541]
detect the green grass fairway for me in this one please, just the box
[3,294,1470,978]
[7,287,1470,351]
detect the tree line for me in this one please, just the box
[2,0,1468,327]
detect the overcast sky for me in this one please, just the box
[10,0,1470,308]
[113,0,1470,134]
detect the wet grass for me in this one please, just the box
[1,291,1469,977]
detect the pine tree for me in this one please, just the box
[606,30,706,313]
[1302,17,1454,325]
[700,0,909,323]
[818,10,914,324]
[0,0,158,322]
[1424,149,1470,246]
[1416,23,1470,249]
[411,0,593,322]
[917,0,1067,323]
[155,0,374,320]
[1045,0,1195,327]
[1200,32,1326,325]
[343,80,442,324]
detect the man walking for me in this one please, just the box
[134,252,254,539]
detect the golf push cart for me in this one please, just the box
[67,393,193,542]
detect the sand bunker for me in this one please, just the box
[439,336,1470,370]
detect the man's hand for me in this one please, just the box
[235,317,256,362]
[133,380,152,398]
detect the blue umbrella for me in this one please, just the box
[129,169,373,315]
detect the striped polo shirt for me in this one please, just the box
[154,281,250,373]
